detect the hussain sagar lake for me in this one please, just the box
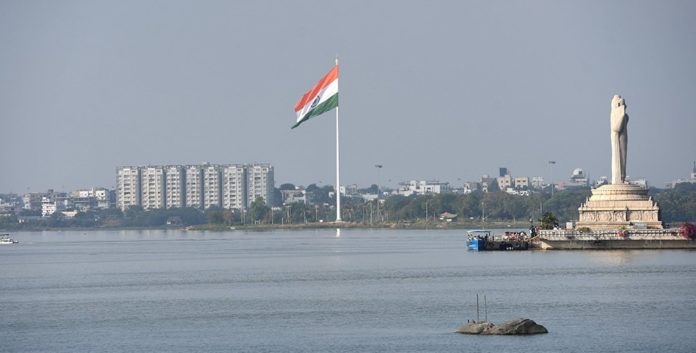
[1,229,695,353]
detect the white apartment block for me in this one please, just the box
[246,163,274,206]
[514,176,530,189]
[397,180,450,196]
[140,166,166,210]
[223,164,246,210]
[116,166,141,211]
[203,164,222,209]
[497,175,513,189]
[185,165,204,209]
[42,197,59,217]
[116,163,275,210]
[165,165,185,208]
[531,176,544,189]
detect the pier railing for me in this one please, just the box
[538,229,684,241]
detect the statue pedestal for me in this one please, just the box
[576,184,663,230]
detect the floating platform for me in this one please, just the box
[534,229,696,250]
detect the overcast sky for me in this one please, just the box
[1,0,695,193]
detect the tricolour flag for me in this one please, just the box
[292,65,339,129]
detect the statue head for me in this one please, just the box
[612,95,626,112]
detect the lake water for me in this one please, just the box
[1,229,695,353]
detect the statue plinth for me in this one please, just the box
[576,184,663,230]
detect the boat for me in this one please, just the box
[467,230,491,251]
[467,230,530,251]
[0,234,18,244]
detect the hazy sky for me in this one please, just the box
[1,0,695,193]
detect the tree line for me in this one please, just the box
[1,183,694,230]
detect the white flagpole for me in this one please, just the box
[335,56,342,222]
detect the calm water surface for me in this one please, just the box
[1,229,695,353]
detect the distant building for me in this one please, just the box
[340,184,359,197]
[564,168,590,189]
[116,167,141,211]
[202,164,223,209]
[281,188,306,205]
[246,163,274,206]
[497,175,513,190]
[531,176,544,189]
[165,165,185,208]
[185,165,204,209]
[462,181,480,194]
[117,163,275,210]
[223,164,246,210]
[627,178,648,188]
[480,175,492,192]
[141,166,166,210]
[499,167,508,178]
[23,192,47,211]
[514,176,530,189]
[41,192,68,216]
[669,162,696,188]
[595,176,609,187]
[397,180,450,196]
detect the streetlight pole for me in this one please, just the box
[375,164,383,224]
[548,160,556,197]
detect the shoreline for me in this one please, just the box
[1,220,532,233]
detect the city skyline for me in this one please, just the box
[2,1,695,193]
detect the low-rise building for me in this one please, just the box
[514,176,529,189]
[281,188,306,205]
[531,176,545,189]
[397,180,450,196]
[497,175,513,190]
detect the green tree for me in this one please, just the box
[488,178,501,192]
[539,212,559,230]
[279,183,296,190]
[248,197,270,224]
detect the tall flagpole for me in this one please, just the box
[335,56,342,222]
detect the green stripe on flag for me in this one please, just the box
[292,93,339,129]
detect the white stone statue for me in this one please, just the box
[610,95,629,184]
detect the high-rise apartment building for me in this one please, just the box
[116,163,275,210]
[246,163,274,206]
[223,164,246,210]
[202,164,222,209]
[140,166,166,210]
[165,165,185,208]
[116,166,141,211]
[185,165,204,209]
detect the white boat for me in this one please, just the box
[0,234,18,244]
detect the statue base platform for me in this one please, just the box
[576,184,663,230]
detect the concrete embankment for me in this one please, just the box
[535,239,696,250]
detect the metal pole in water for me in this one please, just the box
[484,295,488,322]
[476,293,480,322]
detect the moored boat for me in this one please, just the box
[467,230,491,251]
[467,230,530,251]
[0,234,18,244]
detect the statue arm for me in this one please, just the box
[611,106,627,132]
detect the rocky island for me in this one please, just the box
[457,318,548,335]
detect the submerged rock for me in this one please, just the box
[457,318,547,335]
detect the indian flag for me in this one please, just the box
[292,65,339,129]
